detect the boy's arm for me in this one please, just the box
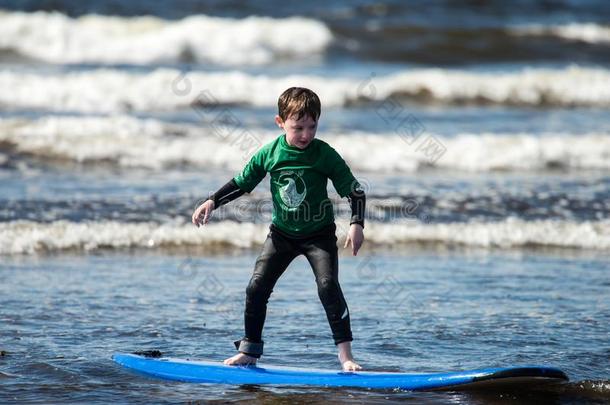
[193,146,267,227]
[210,179,245,208]
[326,146,366,227]
[192,179,246,227]
[343,189,366,255]
[346,188,366,229]
[325,145,366,254]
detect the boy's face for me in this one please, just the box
[275,114,318,149]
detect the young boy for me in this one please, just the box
[192,87,366,371]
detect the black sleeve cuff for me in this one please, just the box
[347,189,366,228]
[210,179,245,209]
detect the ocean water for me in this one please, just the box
[0,0,609,403]
[1,249,609,403]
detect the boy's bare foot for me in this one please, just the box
[340,358,363,371]
[337,341,362,371]
[223,352,257,366]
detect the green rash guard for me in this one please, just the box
[233,134,361,236]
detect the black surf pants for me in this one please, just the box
[234,223,352,358]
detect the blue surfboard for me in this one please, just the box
[112,353,568,390]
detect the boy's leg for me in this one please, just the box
[229,230,298,362]
[301,232,360,370]
[301,234,352,344]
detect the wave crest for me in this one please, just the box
[1,116,608,172]
[1,66,609,113]
[0,11,332,65]
[514,23,610,44]
[1,219,608,255]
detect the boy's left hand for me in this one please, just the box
[344,223,364,256]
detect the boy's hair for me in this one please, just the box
[277,87,321,122]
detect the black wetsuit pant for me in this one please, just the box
[236,222,352,357]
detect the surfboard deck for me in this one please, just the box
[112,353,568,390]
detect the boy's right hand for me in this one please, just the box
[192,200,215,227]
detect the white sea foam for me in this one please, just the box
[514,23,610,44]
[0,220,268,255]
[1,218,608,254]
[1,116,608,172]
[366,218,610,250]
[1,65,609,112]
[330,132,610,172]
[0,11,332,65]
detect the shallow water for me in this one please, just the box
[1,248,609,403]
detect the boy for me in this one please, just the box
[192,87,365,371]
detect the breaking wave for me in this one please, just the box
[1,116,608,172]
[1,65,610,113]
[0,10,332,65]
[1,218,608,255]
[513,23,610,44]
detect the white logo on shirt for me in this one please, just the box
[278,170,306,210]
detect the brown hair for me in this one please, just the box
[277,87,321,122]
